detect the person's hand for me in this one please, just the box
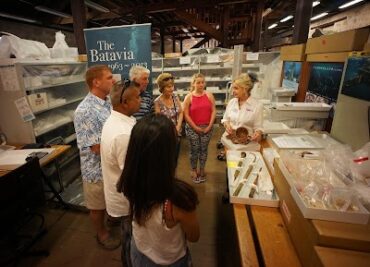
[251,131,262,142]
[203,126,212,134]
[90,144,100,154]
[194,126,204,134]
[225,124,233,134]
[176,125,182,136]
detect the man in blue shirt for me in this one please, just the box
[74,65,120,250]
[129,65,153,120]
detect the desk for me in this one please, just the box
[0,145,71,207]
[0,145,70,176]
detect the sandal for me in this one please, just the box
[217,151,226,161]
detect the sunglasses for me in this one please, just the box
[162,76,174,82]
[117,79,131,104]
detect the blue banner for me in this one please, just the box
[84,23,152,90]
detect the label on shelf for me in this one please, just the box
[179,57,191,65]
[14,96,35,122]
[207,55,220,63]
[246,52,259,61]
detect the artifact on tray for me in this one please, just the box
[226,127,251,144]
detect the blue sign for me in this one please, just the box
[84,23,152,90]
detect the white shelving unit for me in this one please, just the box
[152,51,234,119]
[0,60,87,145]
[0,59,87,202]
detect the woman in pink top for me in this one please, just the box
[183,73,216,183]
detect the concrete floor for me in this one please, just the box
[18,126,240,267]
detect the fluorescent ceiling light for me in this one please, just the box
[313,1,320,7]
[85,0,110,13]
[35,6,71,18]
[268,23,278,29]
[262,8,272,17]
[339,0,365,9]
[280,15,293,22]
[0,12,38,23]
[311,12,328,21]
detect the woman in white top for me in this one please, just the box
[222,73,263,143]
[117,114,200,267]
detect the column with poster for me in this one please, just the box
[84,23,152,91]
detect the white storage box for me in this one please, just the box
[227,150,279,207]
[290,185,369,224]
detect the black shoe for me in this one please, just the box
[222,192,229,204]
[217,141,224,149]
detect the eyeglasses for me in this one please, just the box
[118,79,131,104]
[162,76,174,82]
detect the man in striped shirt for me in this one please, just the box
[129,65,153,120]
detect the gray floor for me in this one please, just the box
[19,126,240,267]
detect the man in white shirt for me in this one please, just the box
[101,79,141,266]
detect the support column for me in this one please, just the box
[292,0,313,44]
[70,0,87,54]
[252,0,264,52]
[172,36,176,52]
[160,26,165,56]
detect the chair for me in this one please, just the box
[0,157,49,266]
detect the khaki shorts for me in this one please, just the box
[83,180,106,210]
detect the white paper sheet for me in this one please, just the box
[0,148,55,165]
[272,135,322,149]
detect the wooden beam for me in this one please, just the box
[292,0,313,44]
[222,6,230,48]
[252,0,264,52]
[172,36,176,52]
[229,38,252,46]
[174,10,223,42]
[190,36,211,49]
[160,26,165,56]
[70,0,87,54]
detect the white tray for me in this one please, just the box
[227,151,279,207]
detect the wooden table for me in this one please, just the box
[232,139,301,267]
[0,145,72,207]
[233,204,301,267]
[0,145,71,176]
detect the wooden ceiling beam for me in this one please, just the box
[59,0,257,24]
[174,10,223,42]
[190,36,211,49]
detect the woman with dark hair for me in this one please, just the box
[117,114,199,267]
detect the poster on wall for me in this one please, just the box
[282,61,302,91]
[84,23,152,91]
[341,56,370,101]
[305,62,344,104]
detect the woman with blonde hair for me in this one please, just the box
[183,73,216,183]
[154,73,183,162]
[222,73,263,145]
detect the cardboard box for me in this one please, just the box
[311,246,370,267]
[306,28,370,54]
[77,54,87,62]
[273,159,370,267]
[281,44,306,61]
[306,52,349,62]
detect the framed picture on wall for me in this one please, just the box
[282,61,302,91]
[305,62,344,104]
[341,56,370,101]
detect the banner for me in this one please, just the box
[84,23,152,90]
